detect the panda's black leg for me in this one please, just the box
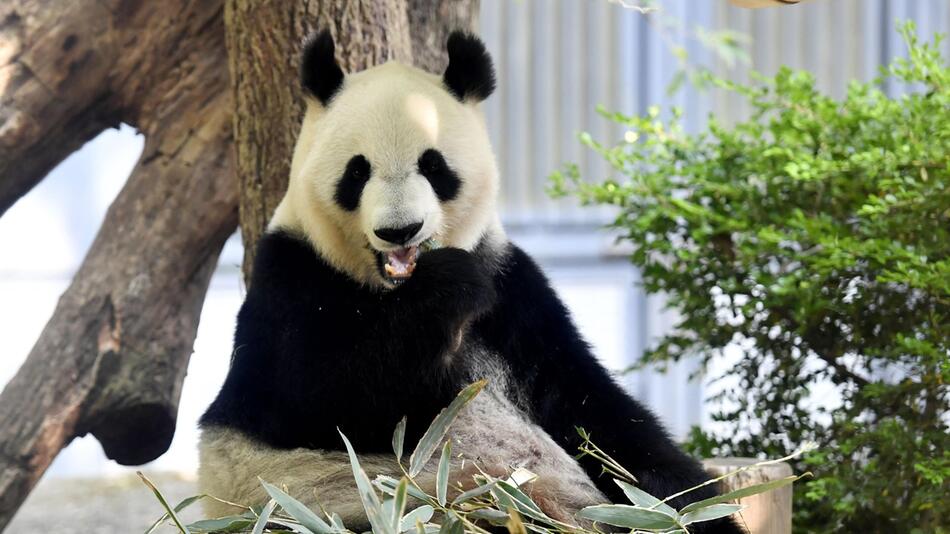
[473,246,745,533]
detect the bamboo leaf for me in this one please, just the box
[577,504,678,530]
[252,500,278,534]
[260,516,307,532]
[506,468,537,487]
[451,481,496,505]
[614,480,678,517]
[437,515,463,534]
[261,479,330,534]
[505,509,527,534]
[144,494,206,534]
[382,499,395,525]
[680,504,743,525]
[392,478,409,533]
[339,430,394,534]
[375,475,430,501]
[186,516,254,533]
[679,474,802,514]
[466,509,509,525]
[137,471,191,534]
[493,481,546,519]
[399,506,434,532]
[409,380,486,477]
[491,483,517,511]
[330,513,345,531]
[415,519,439,534]
[436,440,452,506]
[393,417,407,463]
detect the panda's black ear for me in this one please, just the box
[443,31,495,102]
[300,29,345,105]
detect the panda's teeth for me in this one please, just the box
[385,245,419,279]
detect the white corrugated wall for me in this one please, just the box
[478,0,950,435]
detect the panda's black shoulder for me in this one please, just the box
[250,230,339,291]
[234,229,364,355]
[475,241,589,367]
[487,242,560,306]
[199,230,357,437]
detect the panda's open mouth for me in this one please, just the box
[375,238,440,282]
[381,245,420,280]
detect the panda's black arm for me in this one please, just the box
[475,246,741,532]
[202,234,494,452]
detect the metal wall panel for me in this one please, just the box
[477,0,950,435]
[480,0,950,224]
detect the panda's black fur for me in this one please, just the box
[201,29,743,534]
[202,235,742,533]
[300,30,345,105]
[201,232,495,451]
[442,32,496,101]
[417,148,462,202]
[335,155,373,212]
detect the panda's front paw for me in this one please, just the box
[405,247,497,316]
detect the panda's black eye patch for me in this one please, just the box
[417,149,460,202]
[334,155,371,211]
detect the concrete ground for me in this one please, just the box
[6,472,202,534]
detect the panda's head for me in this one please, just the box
[270,30,502,288]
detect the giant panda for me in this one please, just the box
[199,29,743,534]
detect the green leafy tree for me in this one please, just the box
[551,22,949,533]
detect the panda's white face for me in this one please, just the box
[271,35,501,288]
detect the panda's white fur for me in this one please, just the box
[199,30,743,534]
[271,62,504,288]
[199,371,605,525]
[200,39,603,527]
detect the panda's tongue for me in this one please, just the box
[385,245,419,279]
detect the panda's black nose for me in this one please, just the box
[374,222,423,245]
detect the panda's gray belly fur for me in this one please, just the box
[198,343,605,526]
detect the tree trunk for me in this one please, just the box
[0,1,237,530]
[228,0,479,282]
[0,0,229,216]
[0,0,479,529]
[0,0,117,216]
[406,0,480,73]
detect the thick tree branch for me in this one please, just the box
[0,1,236,529]
[0,0,119,215]
[0,98,237,532]
[0,0,225,216]
[0,0,482,528]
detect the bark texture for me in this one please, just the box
[226,0,411,280]
[705,459,794,534]
[0,0,479,529]
[228,0,479,281]
[0,1,237,530]
[0,0,229,216]
[406,0,480,73]
[0,0,116,216]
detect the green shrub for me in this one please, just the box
[551,21,949,533]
